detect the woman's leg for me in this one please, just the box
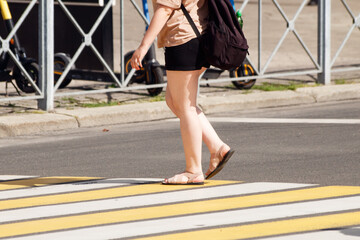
[166,69,223,153]
[166,70,203,176]
[165,69,230,177]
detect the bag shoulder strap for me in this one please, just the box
[180,4,201,38]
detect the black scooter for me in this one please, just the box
[0,0,39,95]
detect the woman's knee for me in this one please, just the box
[165,91,178,115]
[173,104,198,118]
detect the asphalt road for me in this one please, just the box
[0,100,359,186]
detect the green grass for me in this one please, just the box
[61,97,79,104]
[79,101,121,108]
[251,82,317,91]
[148,95,165,102]
[226,82,318,91]
[334,79,347,85]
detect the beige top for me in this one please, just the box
[152,0,208,48]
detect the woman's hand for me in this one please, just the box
[130,4,173,71]
[131,46,147,70]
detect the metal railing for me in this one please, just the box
[0,0,42,102]
[0,0,359,111]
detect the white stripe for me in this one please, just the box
[261,227,360,240]
[0,176,38,181]
[0,182,311,223]
[0,178,162,200]
[9,196,360,240]
[207,117,360,124]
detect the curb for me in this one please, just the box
[0,113,78,137]
[1,84,359,138]
[198,90,315,114]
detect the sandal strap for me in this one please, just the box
[166,172,203,184]
[207,144,228,174]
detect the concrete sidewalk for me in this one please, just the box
[1,83,360,138]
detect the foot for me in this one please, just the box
[205,144,234,179]
[162,172,204,185]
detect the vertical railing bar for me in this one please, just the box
[5,0,37,42]
[120,0,125,84]
[330,24,356,67]
[57,0,87,37]
[38,0,54,111]
[89,43,123,87]
[54,43,86,92]
[317,0,331,84]
[261,29,290,74]
[130,0,150,26]
[258,0,262,73]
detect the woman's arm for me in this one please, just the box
[130,5,174,70]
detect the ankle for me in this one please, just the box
[185,169,203,175]
[211,142,230,155]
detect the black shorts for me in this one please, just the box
[164,37,210,71]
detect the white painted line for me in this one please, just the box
[261,226,360,240]
[0,178,162,201]
[0,182,312,223]
[0,176,38,181]
[207,117,360,124]
[9,196,360,240]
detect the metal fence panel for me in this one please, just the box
[0,0,359,111]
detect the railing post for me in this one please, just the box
[38,0,54,111]
[317,0,331,84]
[120,0,124,84]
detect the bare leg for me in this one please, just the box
[165,70,203,176]
[165,69,230,177]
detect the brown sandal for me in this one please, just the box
[162,172,204,185]
[205,144,235,180]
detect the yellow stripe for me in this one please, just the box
[0,176,100,191]
[0,180,235,211]
[0,185,358,238]
[135,211,360,240]
[0,0,12,20]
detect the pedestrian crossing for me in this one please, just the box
[0,175,359,239]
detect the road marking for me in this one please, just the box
[0,178,162,200]
[259,226,360,240]
[134,211,360,240]
[6,196,360,239]
[0,180,235,211]
[205,117,360,124]
[0,176,100,191]
[0,182,312,223]
[0,175,38,181]
[1,175,359,240]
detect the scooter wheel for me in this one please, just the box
[14,61,40,93]
[124,51,146,83]
[146,66,164,96]
[54,53,73,88]
[230,60,256,90]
